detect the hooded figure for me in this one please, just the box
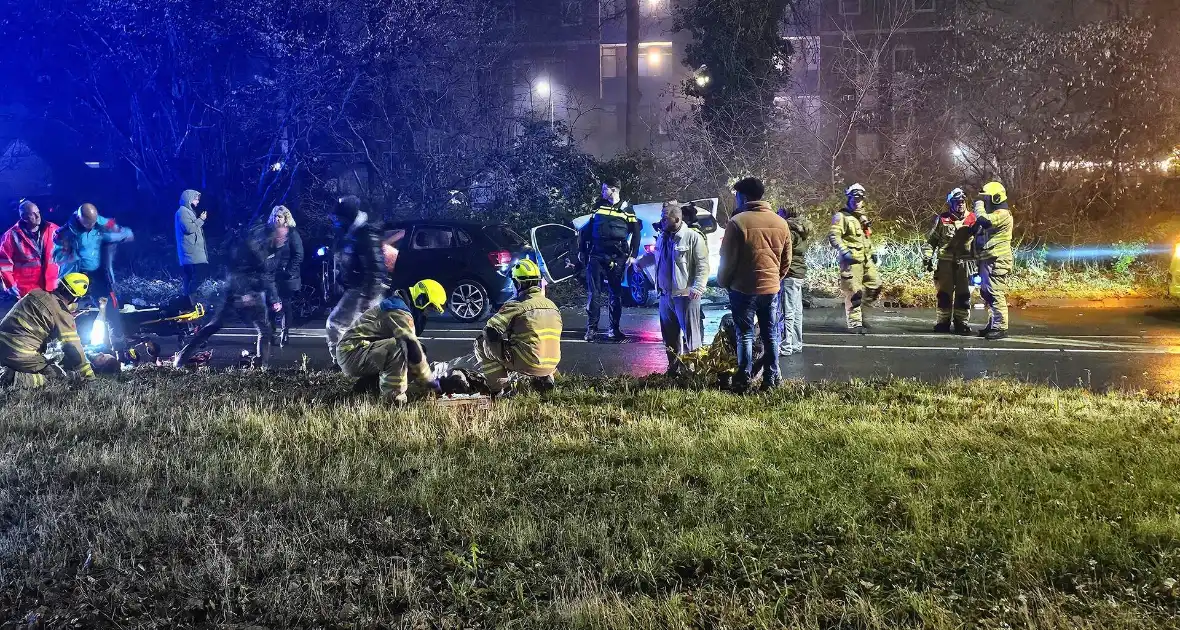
[175,190,207,266]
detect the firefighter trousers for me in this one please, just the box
[337,338,412,399]
[979,258,1012,331]
[0,349,63,389]
[839,260,881,327]
[934,259,971,325]
[327,289,384,362]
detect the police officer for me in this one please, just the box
[0,272,96,388]
[972,181,1014,341]
[578,177,641,342]
[829,184,881,332]
[923,188,976,335]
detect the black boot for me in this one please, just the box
[953,321,972,336]
[933,321,952,333]
[985,329,1009,341]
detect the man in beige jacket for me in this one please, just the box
[636,202,709,373]
[717,177,792,392]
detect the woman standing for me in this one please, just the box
[267,206,303,346]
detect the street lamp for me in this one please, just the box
[534,78,554,127]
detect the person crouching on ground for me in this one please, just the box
[0,272,95,388]
[335,286,442,405]
[636,201,708,374]
[474,259,561,396]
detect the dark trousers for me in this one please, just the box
[181,263,211,300]
[728,290,781,386]
[585,256,625,333]
[176,277,272,366]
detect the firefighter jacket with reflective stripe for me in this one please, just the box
[0,222,59,296]
[484,286,562,376]
[0,289,93,378]
[338,296,430,383]
[973,202,1014,263]
[829,209,874,263]
[579,201,641,260]
[923,211,976,262]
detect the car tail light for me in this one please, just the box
[644,244,656,254]
[488,250,512,266]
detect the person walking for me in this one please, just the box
[829,184,881,332]
[717,177,791,392]
[173,221,286,369]
[325,196,387,363]
[778,207,810,356]
[578,177,641,342]
[175,189,208,305]
[0,200,59,298]
[636,201,709,374]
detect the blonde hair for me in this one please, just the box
[268,205,296,228]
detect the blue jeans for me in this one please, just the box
[779,277,804,354]
[728,290,781,385]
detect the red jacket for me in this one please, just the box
[0,222,60,296]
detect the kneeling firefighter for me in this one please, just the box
[0,272,96,388]
[470,259,562,395]
[336,279,445,404]
[923,188,976,335]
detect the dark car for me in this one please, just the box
[386,221,533,323]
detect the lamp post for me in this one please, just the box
[534,78,554,127]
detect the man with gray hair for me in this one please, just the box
[635,201,709,374]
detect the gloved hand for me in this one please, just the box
[923,258,934,273]
[839,251,855,266]
[426,378,443,396]
[963,213,977,228]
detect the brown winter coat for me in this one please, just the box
[717,201,792,295]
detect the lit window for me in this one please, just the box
[640,43,672,77]
[914,0,935,12]
[561,0,583,25]
[840,0,861,15]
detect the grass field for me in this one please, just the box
[2,372,1179,628]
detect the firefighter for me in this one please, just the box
[923,188,977,335]
[972,181,1014,341]
[326,196,387,364]
[389,279,446,337]
[829,184,881,332]
[335,282,443,404]
[0,272,95,388]
[173,222,287,369]
[578,177,641,342]
[470,259,561,396]
[0,200,59,298]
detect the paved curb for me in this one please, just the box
[1018,297,1177,309]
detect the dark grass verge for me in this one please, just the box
[1,371,1179,628]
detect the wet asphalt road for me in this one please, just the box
[185,302,1180,392]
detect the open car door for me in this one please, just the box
[530,224,580,284]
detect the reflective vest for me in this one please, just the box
[0,222,59,296]
[582,201,640,260]
[485,286,562,376]
[337,296,430,382]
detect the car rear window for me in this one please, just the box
[484,225,528,249]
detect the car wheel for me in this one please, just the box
[449,280,490,322]
[625,266,652,307]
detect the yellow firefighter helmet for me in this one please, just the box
[409,279,447,314]
[60,272,90,299]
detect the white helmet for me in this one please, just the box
[845,183,866,199]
